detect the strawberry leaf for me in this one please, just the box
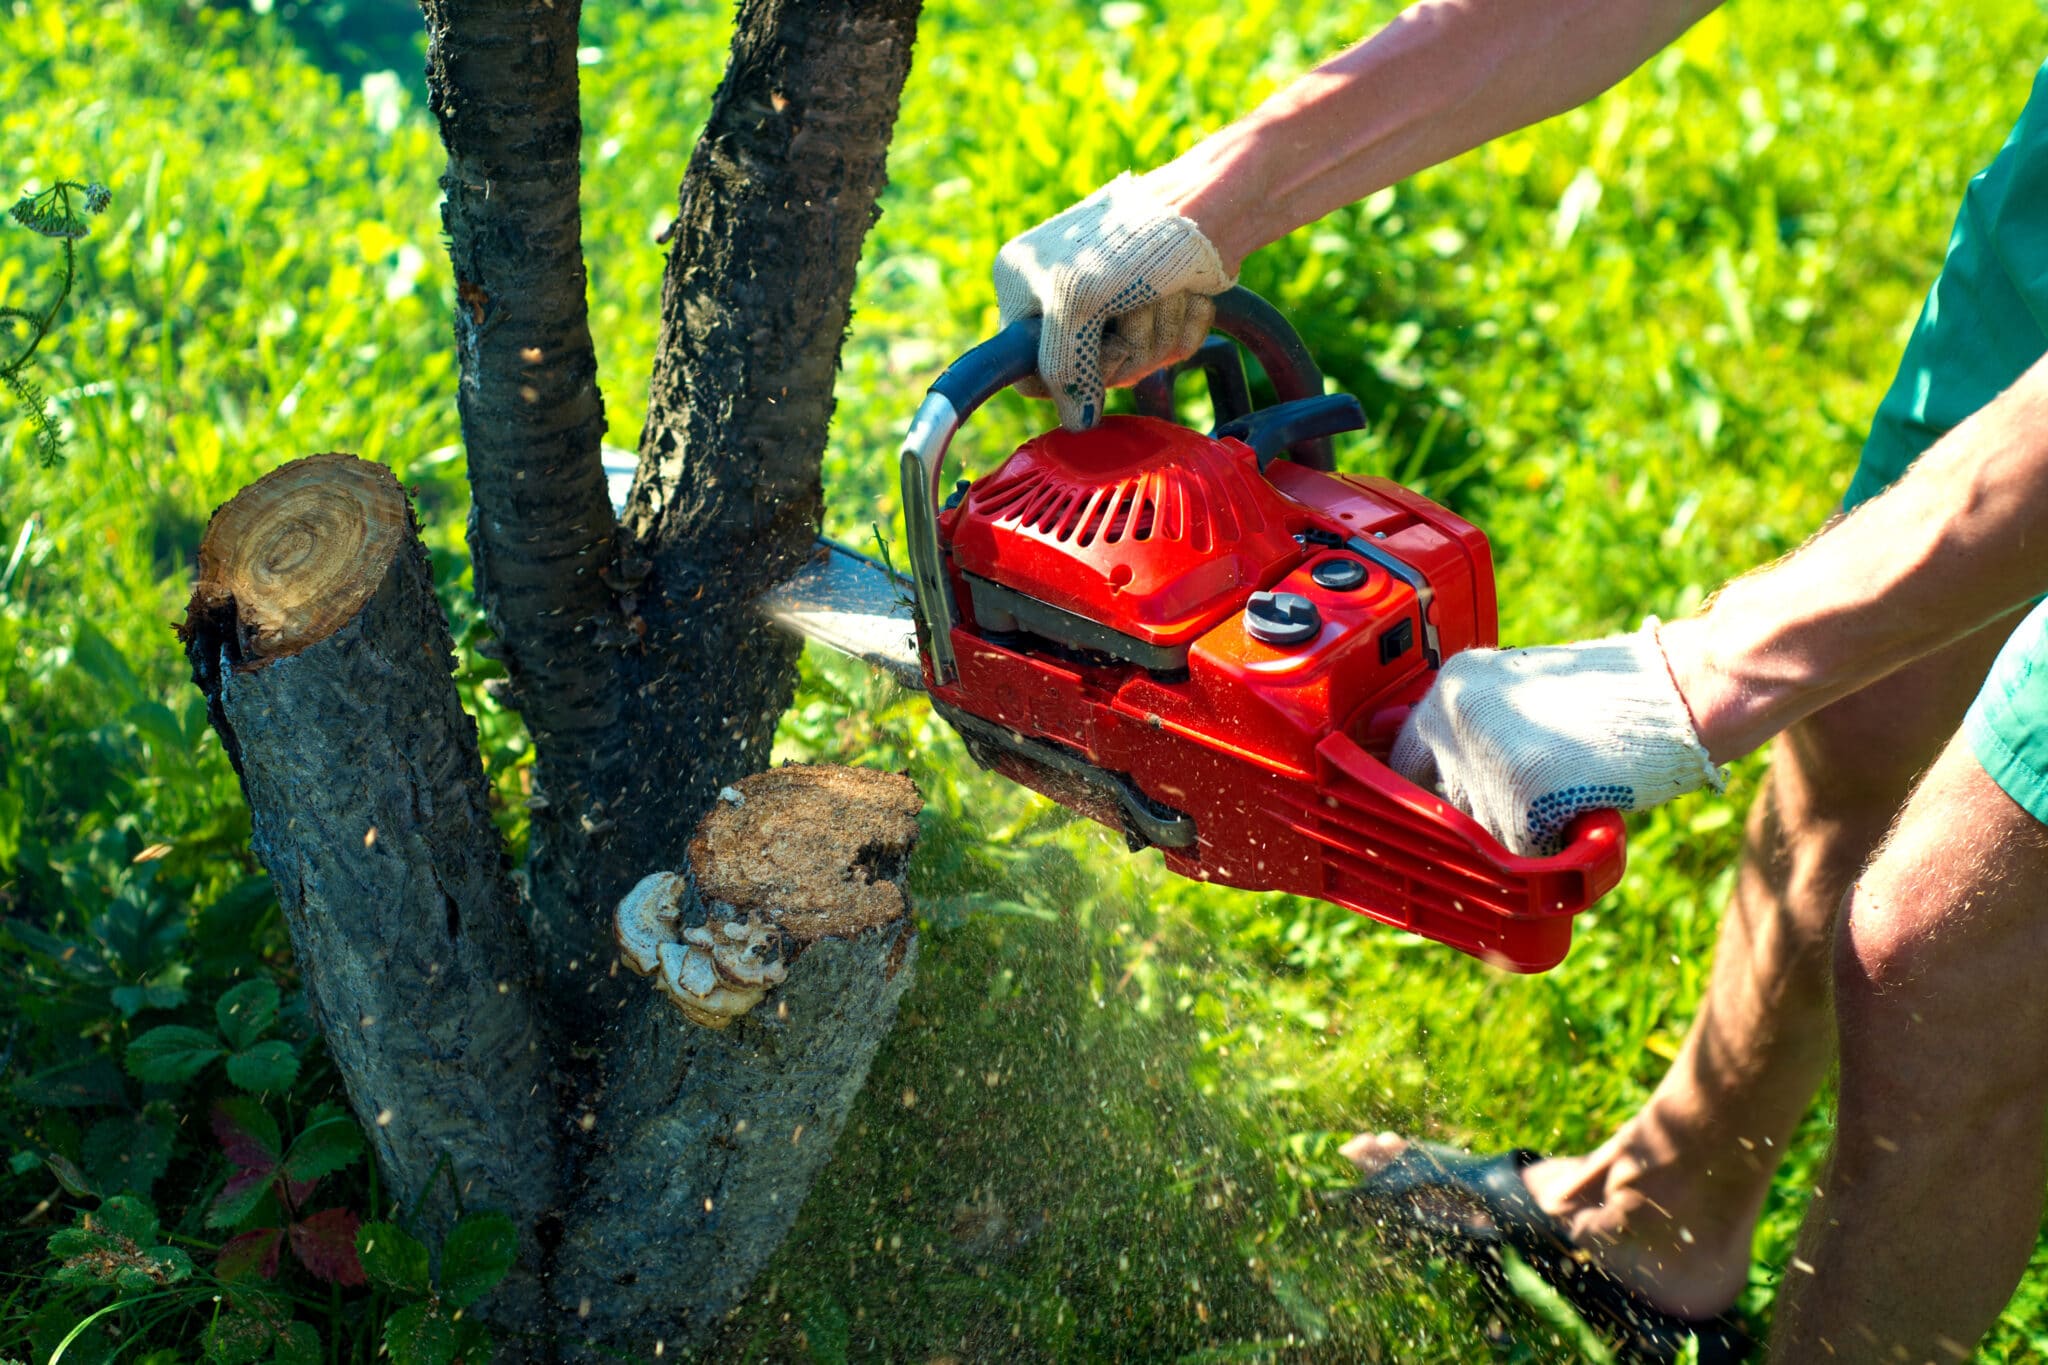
[225,1039,299,1094]
[282,1174,319,1215]
[93,1193,159,1243]
[282,1114,364,1185]
[216,1226,284,1282]
[125,1024,223,1085]
[202,1312,274,1365]
[109,978,189,1018]
[82,1114,172,1196]
[383,1301,459,1365]
[47,1227,98,1259]
[290,1207,366,1286]
[439,1211,518,1309]
[209,1164,278,1231]
[49,1197,191,1295]
[215,978,281,1051]
[211,1097,282,1170]
[356,1220,431,1297]
[451,1318,493,1362]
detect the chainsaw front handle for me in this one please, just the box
[902,286,1330,685]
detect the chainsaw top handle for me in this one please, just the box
[901,285,1332,687]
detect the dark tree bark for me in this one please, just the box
[182,462,926,1357]
[176,2,933,1355]
[418,0,626,994]
[178,456,561,1297]
[557,929,919,1346]
[552,766,922,1349]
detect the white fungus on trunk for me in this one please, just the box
[612,768,918,1031]
[615,878,790,1029]
[614,870,692,977]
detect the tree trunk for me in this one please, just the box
[551,766,922,1351]
[178,455,561,1296]
[182,460,927,1356]
[178,1,935,1353]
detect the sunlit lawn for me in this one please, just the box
[4,0,2046,1358]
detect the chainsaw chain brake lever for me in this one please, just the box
[1215,394,1367,473]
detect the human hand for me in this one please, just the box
[993,173,1234,431]
[1389,621,1724,856]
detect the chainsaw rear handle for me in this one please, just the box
[902,285,1330,686]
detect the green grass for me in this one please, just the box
[5,0,2048,1359]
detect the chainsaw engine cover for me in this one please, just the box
[946,416,1301,660]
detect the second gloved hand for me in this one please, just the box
[994,173,1234,431]
[1390,621,1725,856]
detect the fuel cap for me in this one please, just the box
[1244,591,1321,645]
[1310,556,1367,591]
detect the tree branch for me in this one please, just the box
[419,0,622,832]
[624,0,922,574]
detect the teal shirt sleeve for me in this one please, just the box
[1845,58,2048,509]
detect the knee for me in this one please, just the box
[1741,708,1915,945]
[1831,872,1926,1038]
[1832,824,2048,1117]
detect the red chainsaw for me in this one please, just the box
[750,287,1625,972]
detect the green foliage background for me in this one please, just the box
[3,0,2047,1359]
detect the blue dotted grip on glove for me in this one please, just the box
[1526,782,1636,855]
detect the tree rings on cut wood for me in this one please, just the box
[688,765,921,942]
[180,453,410,669]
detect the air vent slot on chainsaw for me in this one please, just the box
[971,462,1247,550]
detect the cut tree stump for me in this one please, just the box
[185,453,414,668]
[179,454,561,1292]
[553,765,922,1351]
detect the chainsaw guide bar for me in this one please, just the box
[756,537,923,692]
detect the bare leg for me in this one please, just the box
[1345,609,2027,1317]
[1770,735,2048,1362]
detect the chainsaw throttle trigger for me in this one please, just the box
[1214,394,1368,472]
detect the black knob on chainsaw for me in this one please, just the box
[1310,557,1368,591]
[1244,591,1321,646]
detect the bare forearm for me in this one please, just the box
[1144,0,1722,270]
[1661,357,2048,762]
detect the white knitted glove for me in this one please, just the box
[1390,621,1725,856]
[994,173,1235,431]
